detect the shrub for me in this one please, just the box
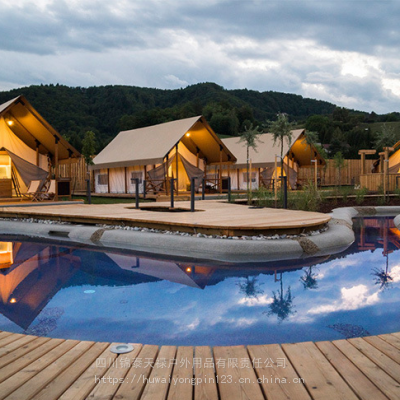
[355,187,368,205]
[253,185,273,207]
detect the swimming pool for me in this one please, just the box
[0,216,399,346]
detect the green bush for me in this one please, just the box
[253,185,274,207]
[289,180,324,212]
[339,186,354,201]
[355,187,368,205]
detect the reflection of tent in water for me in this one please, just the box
[0,243,80,330]
[106,253,203,289]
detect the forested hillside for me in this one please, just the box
[0,82,398,157]
[0,83,336,150]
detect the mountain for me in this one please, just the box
[0,83,350,152]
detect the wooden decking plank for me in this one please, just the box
[0,336,51,370]
[167,346,194,400]
[0,331,14,341]
[248,344,311,400]
[58,342,121,400]
[112,344,159,400]
[0,334,37,358]
[316,340,388,400]
[213,345,264,400]
[4,340,94,400]
[87,343,144,400]
[0,339,77,400]
[0,333,24,347]
[333,339,400,400]
[363,335,400,364]
[282,341,359,400]
[141,345,177,400]
[0,337,63,384]
[30,342,109,400]
[348,337,400,382]
[379,333,400,351]
[194,346,219,400]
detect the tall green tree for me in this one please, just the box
[239,123,262,202]
[82,130,96,167]
[269,113,293,193]
[374,123,397,152]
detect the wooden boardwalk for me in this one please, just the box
[0,200,330,236]
[0,331,399,400]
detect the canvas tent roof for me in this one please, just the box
[0,96,80,162]
[91,116,236,170]
[221,129,325,169]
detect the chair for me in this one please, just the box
[37,179,56,201]
[23,180,44,201]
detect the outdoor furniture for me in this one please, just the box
[37,179,56,201]
[23,180,44,201]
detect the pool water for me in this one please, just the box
[0,216,399,346]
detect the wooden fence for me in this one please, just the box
[298,159,375,187]
[360,173,400,192]
[58,157,93,192]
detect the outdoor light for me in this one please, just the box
[186,133,191,137]
[10,298,16,304]
[186,267,192,273]
[6,119,13,126]
[110,344,134,354]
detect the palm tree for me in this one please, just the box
[371,254,393,291]
[269,113,293,191]
[300,266,319,290]
[239,123,262,203]
[264,272,296,322]
[237,276,264,299]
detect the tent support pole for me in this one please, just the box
[219,145,223,194]
[35,139,40,166]
[124,167,127,194]
[287,157,290,190]
[237,168,240,191]
[54,136,59,200]
[175,144,179,193]
[165,155,169,195]
[107,168,110,193]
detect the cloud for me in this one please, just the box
[308,284,380,315]
[0,0,399,112]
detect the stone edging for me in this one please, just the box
[0,206,397,262]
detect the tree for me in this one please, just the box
[333,151,346,188]
[237,276,264,300]
[374,123,397,152]
[239,123,262,202]
[264,273,296,322]
[269,113,293,197]
[300,267,319,290]
[82,130,96,166]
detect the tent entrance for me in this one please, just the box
[146,153,204,194]
[0,149,48,197]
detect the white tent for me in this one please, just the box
[221,129,325,190]
[91,116,236,194]
[0,96,80,196]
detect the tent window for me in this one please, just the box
[130,172,142,184]
[243,172,256,183]
[97,174,108,186]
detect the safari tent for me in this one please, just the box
[0,96,80,197]
[221,129,325,190]
[91,116,236,194]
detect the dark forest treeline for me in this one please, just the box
[0,82,398,157]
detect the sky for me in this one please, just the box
[0,0,399,114]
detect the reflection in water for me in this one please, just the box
[300,266,319,290]
[265,272,296,322]
[0,216,399,345]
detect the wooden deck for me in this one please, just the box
[0,331,399,400]
[0,200,331,236]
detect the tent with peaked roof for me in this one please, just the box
[0,96,80,196]
[221,129,325,190]
[91,116,236,194]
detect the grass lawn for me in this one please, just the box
[72,195,153,205]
